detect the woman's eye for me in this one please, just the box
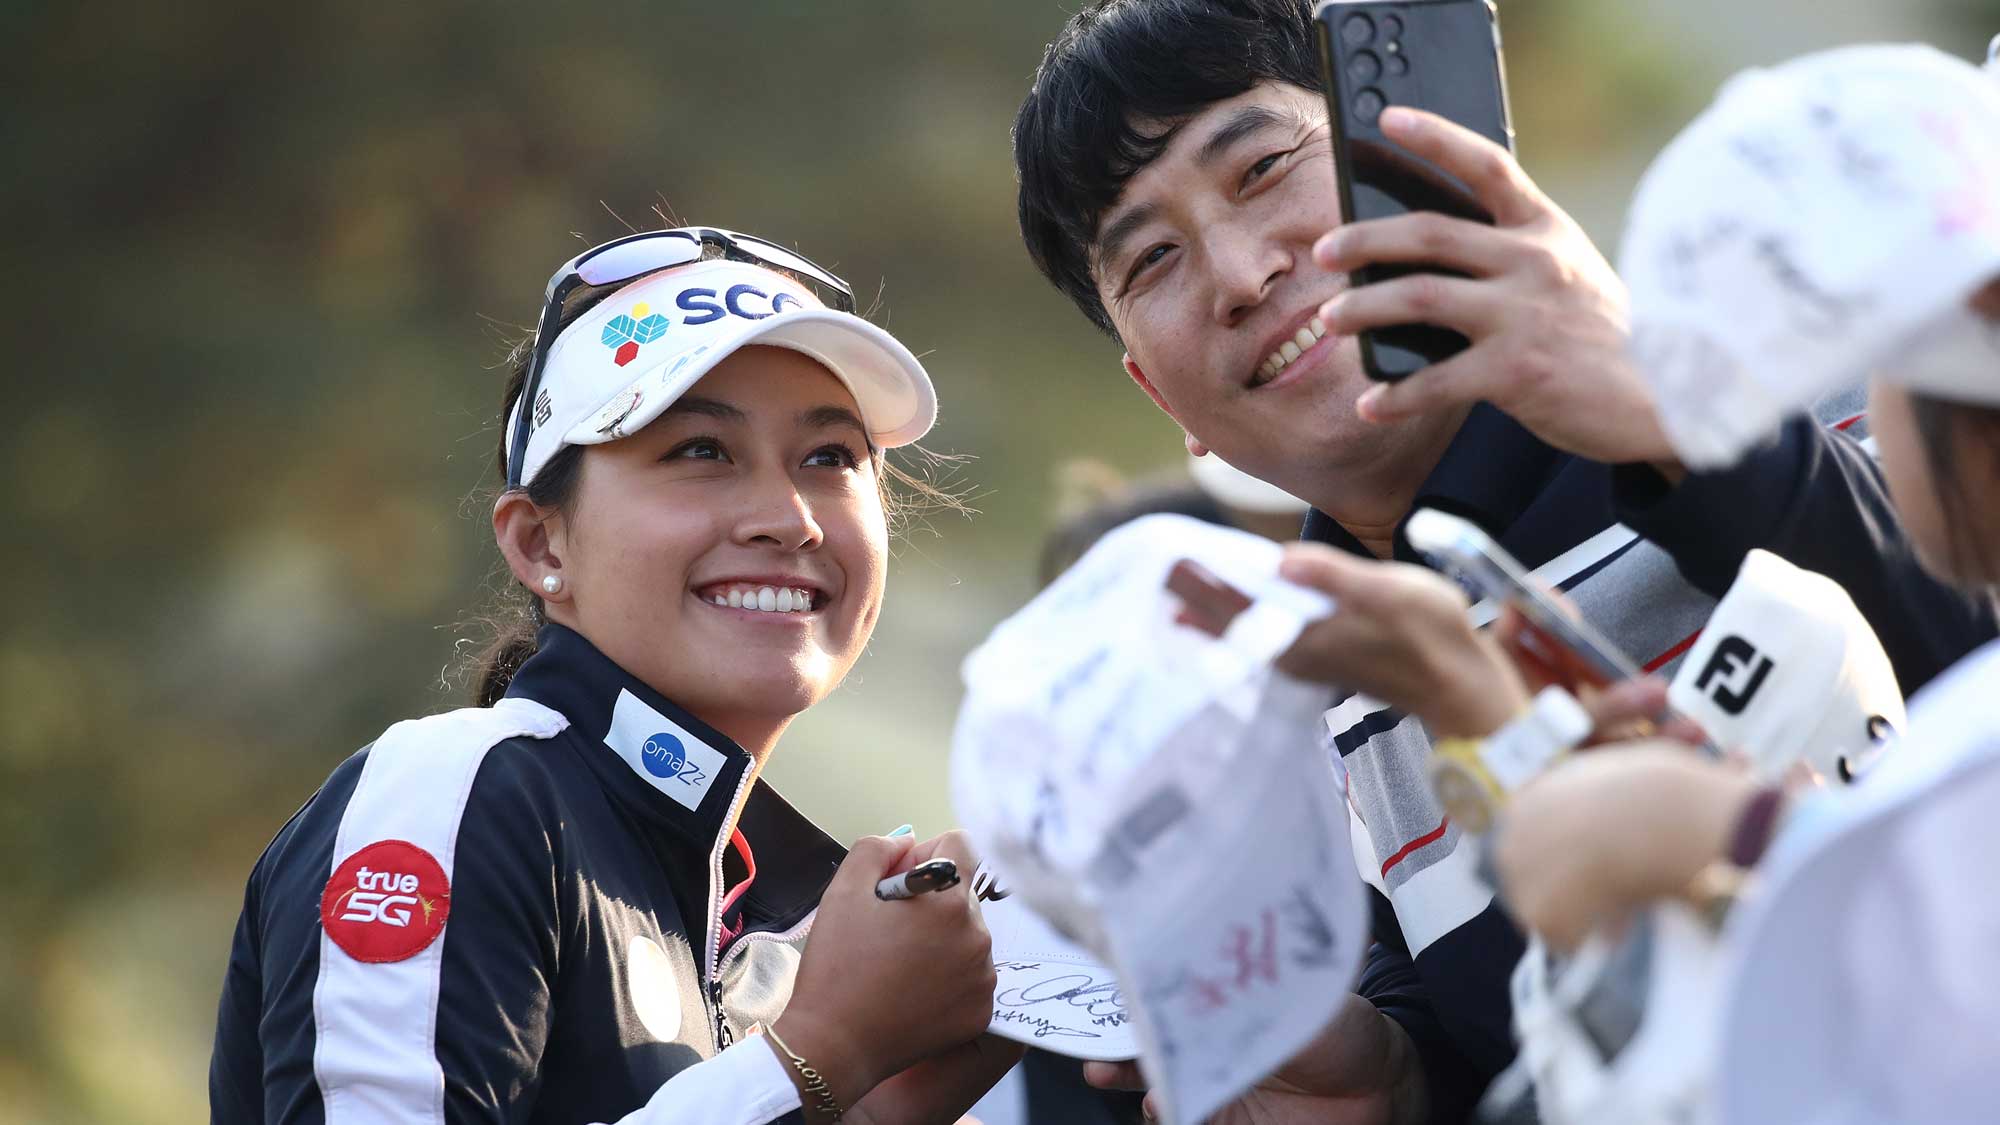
[804,443,861,470]
[666,438,727,462]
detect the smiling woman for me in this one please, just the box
[488,340,895,747]
[208,229,1018,1125]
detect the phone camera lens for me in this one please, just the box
[1354,87,1388,125]
[1346,50,1382,84]
[1387,53,1411,76]
[1341,13,1375,47]
[1382,14,1405,37]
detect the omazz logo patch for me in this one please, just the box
[321,839,451,963]
[641,732,707,786]
[608,689,726,811]
[601,302,672,367]
[1694,634,1775,715]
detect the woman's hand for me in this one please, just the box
[1274,544,1531,737]
[1491,743,1761,950]
[774,831,999,1113]
[845,1034,1025,1125]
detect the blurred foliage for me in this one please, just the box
[3,0,1994,1120]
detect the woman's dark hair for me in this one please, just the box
[1013,0,1320,334]
[463,263,972,707]
[468,281,610,707]
[1908,392,2000,587]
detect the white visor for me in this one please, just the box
[505,258,937,487]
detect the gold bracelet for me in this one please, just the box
[764,1026,843,1122]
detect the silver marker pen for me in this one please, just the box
[874,858,961,901]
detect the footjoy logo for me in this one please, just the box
[642,732,707,786]
[1694,634,1775,715]
[320,839,451,964]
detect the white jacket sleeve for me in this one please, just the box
[603,1037,803,1125]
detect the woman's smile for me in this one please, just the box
[692,577,831,619]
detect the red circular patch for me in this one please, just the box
[320,839,451,964]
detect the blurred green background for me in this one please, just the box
[4,1,1994,1119]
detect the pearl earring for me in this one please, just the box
[541,575,563,595]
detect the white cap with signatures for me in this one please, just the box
[1620,43,2000,469]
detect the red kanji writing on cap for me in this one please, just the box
[321,840,451,963]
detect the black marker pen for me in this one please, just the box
[874,858,961,900]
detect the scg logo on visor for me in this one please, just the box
[596,285,807,368]
[677,284,805,326]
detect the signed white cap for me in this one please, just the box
[505,258,936,487]
[1620,43,2000,469]
[952,515,1367,1122]
[980,872,1138,1061]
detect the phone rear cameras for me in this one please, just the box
[1381,14,1404,37]
[1353,87,1388,125]
[1387,52,1411,76]
[1340,12,1374,47]
[1346,50,1383,84]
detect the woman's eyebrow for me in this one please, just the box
[799,404,867,433]
[664,396,747,421]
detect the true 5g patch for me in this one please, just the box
[321,839,451,963]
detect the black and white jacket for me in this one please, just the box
[210,623,844,1124]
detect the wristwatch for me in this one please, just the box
[1428,686,1593,833]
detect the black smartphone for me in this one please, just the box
[1312,0,1515,382]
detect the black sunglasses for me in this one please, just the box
[506,227,856,488]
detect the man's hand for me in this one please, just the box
[1082,993,1427,1125]
[1313,107,1679,470]
[1274,544,1531,738]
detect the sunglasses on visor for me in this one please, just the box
[505,227,856,488]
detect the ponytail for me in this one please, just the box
[460,276,609,705]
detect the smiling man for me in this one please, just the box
[1013,1,2000,1121]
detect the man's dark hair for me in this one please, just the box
[1013,0,1321,334]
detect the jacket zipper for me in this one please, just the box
[704,767,757,1051]
[711,911,820,1049]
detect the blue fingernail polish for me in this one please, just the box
[888,824,914,838]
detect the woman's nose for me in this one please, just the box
[736,479,823,551]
